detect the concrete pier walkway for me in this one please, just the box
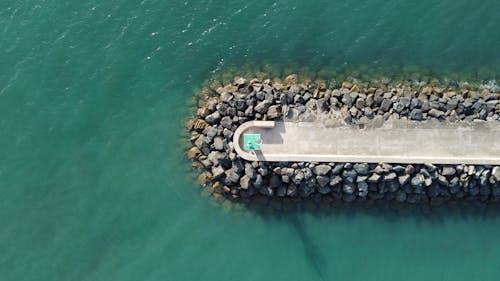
[233,119,500,165]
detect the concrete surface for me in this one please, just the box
[233,119,500,164]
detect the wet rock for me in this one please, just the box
[276,185,287,197]
[287,184,298,197]
[396,190,407,202]
[187,147,202,159]
[357,182,369,197]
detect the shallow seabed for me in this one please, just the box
[1,0,500,280]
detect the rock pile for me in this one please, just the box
[186,75,500,206]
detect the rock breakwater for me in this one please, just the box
[186,75,500,206]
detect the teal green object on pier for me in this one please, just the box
[244,134,262,151]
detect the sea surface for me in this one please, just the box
[1,1,500,280]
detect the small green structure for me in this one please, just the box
[243,133,262,151]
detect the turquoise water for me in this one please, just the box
[1,1,500,280]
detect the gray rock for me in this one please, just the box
[343,181,356,194]
[492,166,500,182]
[257,167,268,176]
[224,169,240,185]
[282,175,290,183]
[405,165,415,174]
[281,167,295,177]
[380,99,392,112]
[205,111,221,124]
[254,100,271,114]
[410,109,423,120]
[304,168,313,179]
[222,128,234,139]
[384,172,397,181]
[342,169,358,182]
[441,166,456,176]
[194,135,210,150]
[423,163,437,172]
[340,107,352,123]
[213,137,224,151]
[313,164,332,176]
[317,185,331,195]
[276,185,287,197]
[267,105,281,119]
[269,174,281,188]
[393,165,405,173]
[398,174,411,185]
[239,175,250,190]
[396,190,407,202]
[287,184,298,197]
[316,175,330,187]
[357,182,368,197]
[260,186,274,196]
[428,108,444,118]
[244,163,256,179]
[437,175,448,186]
[299,184,314,197]
[330,176,342,186]
[331,163,344,175]
[207,151,223,166]
[305,99,317,111]
[367,173,381,183]
[424,177,433,187]
[204,126,218,139]
[212,165,225,180]
[220,116,233,129]
[293,171,305,184]
[353,163,369,175]
[411,173,425,187]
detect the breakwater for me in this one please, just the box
[186,75,500,206]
